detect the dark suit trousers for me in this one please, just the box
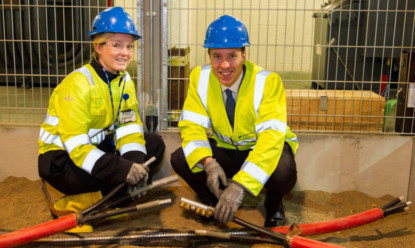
[170,138,297,217]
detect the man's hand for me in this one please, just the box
[203,158,227,199]
[126,163,149,185]
[214,182,245,224]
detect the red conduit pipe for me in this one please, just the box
[271,208,384,236]
[0,214,78,248]
[290,235,344,248]
[233,217,345,248]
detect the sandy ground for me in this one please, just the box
[0,176,414,248]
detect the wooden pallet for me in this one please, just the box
[286,89,385,132]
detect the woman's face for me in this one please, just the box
[95,33,135,74]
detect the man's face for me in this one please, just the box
[209,48,246,87]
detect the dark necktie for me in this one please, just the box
[225,89,235,128]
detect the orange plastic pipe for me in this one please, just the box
[271,208,383,236]
[0,214,78,248]
[290,235,344,248]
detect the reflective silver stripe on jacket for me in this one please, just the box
[89,128,106,144]
[39,128,64,147]
[64,134,91,154]
[119,142,147,155]
[287,136,299,143]
[82,148,105,174]
[88,128,103,137]
[180,110,211,129]
[255,119,287,134]
[183,140,211,158]
[77,66,94,85]
[42,112,107,145]
[45,113,59,126]
[213,130,232,143]
[213,130,257,146]
[253,70,272,117]
[124,72,131,82]
[240,161,269,186]
[40,113,64,147]
[235,138,257,146]
[116,124,144,140]
[198,65,211,111]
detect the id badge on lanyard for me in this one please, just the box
[120,109,137,124]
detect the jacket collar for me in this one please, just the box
[220,65,246,93]
[91,57,120,83]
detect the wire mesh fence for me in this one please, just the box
[0,0,142,126]
[0,0,414,135]
[165,0,415,134]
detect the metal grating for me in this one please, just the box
[163,0,415,134]
[0,0,414,135]
[0,0,142,126]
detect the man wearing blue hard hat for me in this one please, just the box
[38,6,165,232]
[171,15,299,227]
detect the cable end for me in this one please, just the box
[195,229,230,239]
[159,198,172,206]
[144,156,156,167]
[195,230,207,235]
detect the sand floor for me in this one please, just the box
[0,176,414,248]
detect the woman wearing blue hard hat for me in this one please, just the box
[171,15,298,227]
[37,6,165,232]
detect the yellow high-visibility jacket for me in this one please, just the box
[38,63,146,177]
[179,60,299,196]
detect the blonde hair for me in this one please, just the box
[91,33,116,58]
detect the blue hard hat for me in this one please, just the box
[203,15,250,48]
[88,6,141,40]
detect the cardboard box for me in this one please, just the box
[168,47,190,111]
[286,89,385,132]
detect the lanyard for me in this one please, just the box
[102,67,126,129]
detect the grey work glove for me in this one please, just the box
[126,163,149,185]
[214,182,245,224]
[127,177,148,199]
[204,158,227,199]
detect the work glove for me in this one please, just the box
[214,182,245,224]
[204,158,227,199]
[127,177,148,199]
[126,163,148,185]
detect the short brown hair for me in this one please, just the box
[208,46,246,55]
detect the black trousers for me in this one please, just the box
[38,132,165,196]
[171,138,297,218]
